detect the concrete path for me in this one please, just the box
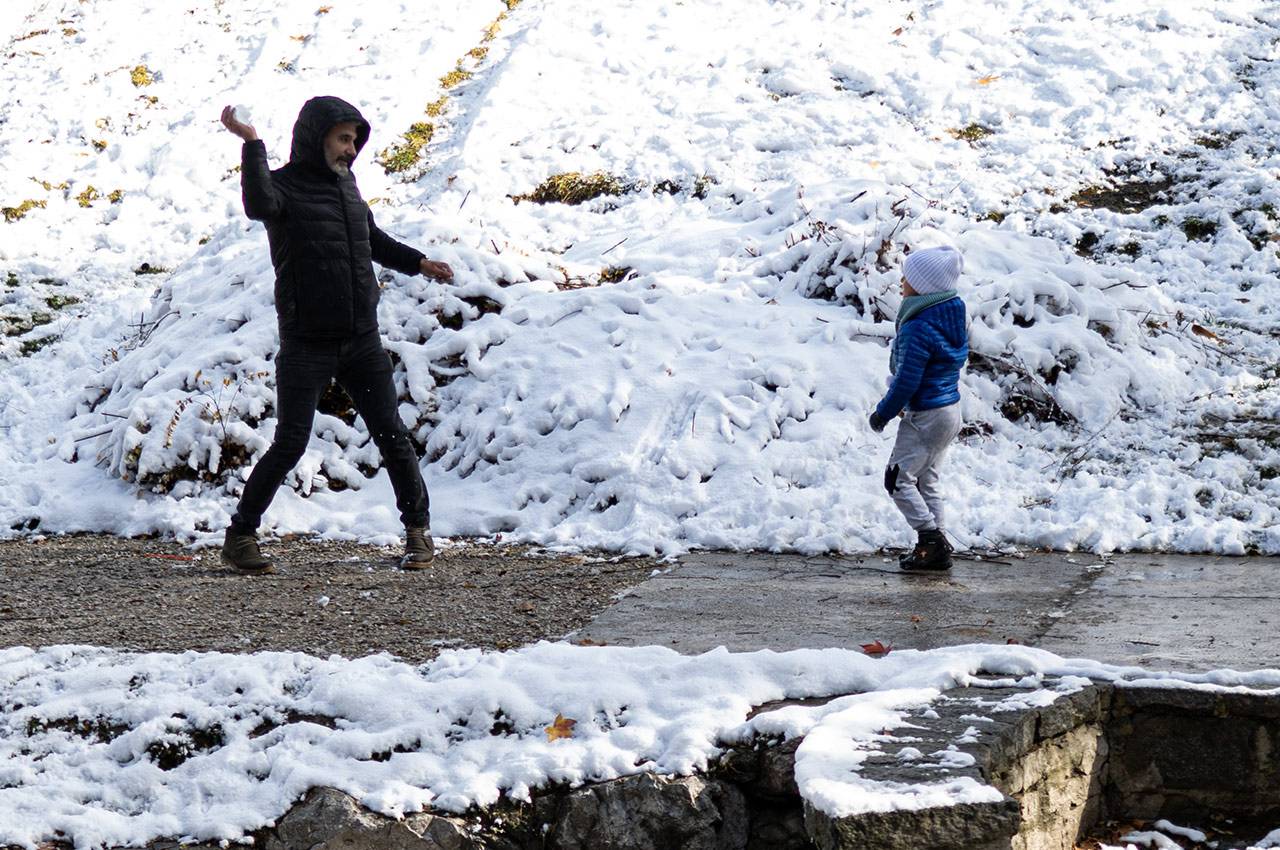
[578,551,1280,672]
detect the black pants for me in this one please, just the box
[231,331,429,532]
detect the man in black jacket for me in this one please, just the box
[218,96,452,574]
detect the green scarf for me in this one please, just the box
[889,291,957,375]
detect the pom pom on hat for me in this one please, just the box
[903,246,963,294]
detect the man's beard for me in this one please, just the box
[328,157,353,176]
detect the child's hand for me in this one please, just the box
[868,411,887,433]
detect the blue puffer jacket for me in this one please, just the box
[874,297,968,421]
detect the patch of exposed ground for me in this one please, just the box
[0,535,657,661]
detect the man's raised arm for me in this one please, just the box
[221,105,282,222]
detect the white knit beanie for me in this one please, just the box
[903,246,963,294]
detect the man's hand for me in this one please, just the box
[420,258,454,282]
[220,105,259,142]
[868,410,887,433]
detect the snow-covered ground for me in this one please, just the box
[2,0,1279,554]
[5,4,1280,846]
[0,641,1277,849]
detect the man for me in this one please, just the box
[218,96,453,574]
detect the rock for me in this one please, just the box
[551,773,747,850]
[804,799,1022,850]
[264,787,475,850]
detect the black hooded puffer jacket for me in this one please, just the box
[239,95,424,340]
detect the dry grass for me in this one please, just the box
[3,199,47,222]
[513,171,632,205]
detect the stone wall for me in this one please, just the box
[104,681,1280,850]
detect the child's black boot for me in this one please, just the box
[900,528,952,571]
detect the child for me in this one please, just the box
[868,245,968,570]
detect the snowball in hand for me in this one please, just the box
[232,104,252,125]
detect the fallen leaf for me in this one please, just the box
[909,614,923,623]
[891,26,904,36]
[975,74,1001,85]
[515,601,535,614]
[1006,637,1021,645]
[545,713,576,741]
[1190,323,1221,343]
[573,637,608,646]
[861,639,892,657]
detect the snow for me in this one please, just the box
[1,8,1277,843]
[2,0,1279,553]
[1,641,1278,848]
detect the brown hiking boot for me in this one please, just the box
[401,526,434,570]
[221,528,274,574]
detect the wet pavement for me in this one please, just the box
[577,550,1280,672]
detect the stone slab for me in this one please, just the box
[579,551,1280,672]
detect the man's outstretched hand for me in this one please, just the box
[420,259,454,281]
[220,105,259,142]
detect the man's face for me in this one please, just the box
[324,121,359,175]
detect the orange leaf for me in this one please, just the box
[892,26,904,36]
[545,713,576,741]
[1190,323,1221,343]
[909,614,923,623]
[861,639,892,657]
[975,74,1001,85]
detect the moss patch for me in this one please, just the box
[1181,217,1218,241]
[1069,176,1173,214]
[3,312,54,337]
[2,199,46,223]
[599,266,632,284]
[653,174,717,199]
[377,122,435,175]
[425,96,449,117]
[1194,131,1242,150]
[948,123,993,143]
[440,66,472,89]
[44,294,81,310]
[20,336,57,356]
[513,171,633,205]
[76,186,101,208]
[483,14,507,42]
[130,65,155,87]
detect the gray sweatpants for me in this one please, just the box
[884,403,962,532]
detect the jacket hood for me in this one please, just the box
[289,96,371,172]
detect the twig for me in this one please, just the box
[1042,407,1122,477]
[74,428,114,442]
[601,237,628,256]
[1097,280,1150,291]
[458,190,471,212]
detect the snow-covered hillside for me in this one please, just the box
[2,0,1278,554]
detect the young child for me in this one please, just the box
[868,245,968,570]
